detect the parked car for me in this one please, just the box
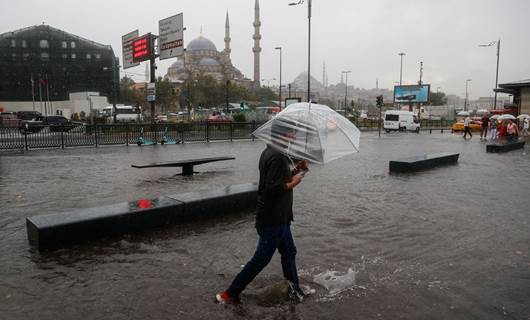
[19,115,75,133]
[207,113,232,123]
[16,111,42,121]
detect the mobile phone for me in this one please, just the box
[295,169,308,177]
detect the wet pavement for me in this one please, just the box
[1,132,529,320]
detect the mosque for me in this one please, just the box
[165,0,262,88]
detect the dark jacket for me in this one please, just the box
[255,145,293,228]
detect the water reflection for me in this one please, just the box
[1,135,529,319]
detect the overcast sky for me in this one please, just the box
[2,0,529,99]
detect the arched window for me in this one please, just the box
[40,52,49,61]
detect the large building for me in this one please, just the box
[0,24,118,115]
[166,0,261,88]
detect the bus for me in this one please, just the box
[101,105,142,123]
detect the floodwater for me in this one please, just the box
[1,132,529,320]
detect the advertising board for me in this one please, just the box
[394,85,430,104]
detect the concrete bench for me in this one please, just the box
[486,140,525,153]
[389,152,459,173]
[131,156,236,175]
[26,182,257,250]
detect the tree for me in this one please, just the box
[429,91,447,106]
[155,77,179,113]
[119,76,144,107]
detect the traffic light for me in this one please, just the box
[376,95,384,107]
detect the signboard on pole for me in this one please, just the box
[393,85,430,104]
[132,33,153,63]
[122,30,140,69]
[146,83,156,102]
[158,13,184,60]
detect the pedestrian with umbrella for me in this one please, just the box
[215,103,360,304]
[463,115,473,139]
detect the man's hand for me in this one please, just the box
[296,160,308,171]
[286,174,303,190]
[292,160,309,176]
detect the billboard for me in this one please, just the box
[158,13,184,60]
[122,30,139,69]
[394,85,430,103]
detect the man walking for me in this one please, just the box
[463,115,472,139]
[215,121,308,304]
[480,113,489,140]
[522,118,529,137]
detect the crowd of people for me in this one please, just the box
[462,112,529,141]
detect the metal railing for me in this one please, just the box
[0,119,455,151]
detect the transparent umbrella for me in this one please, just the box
[252,103,360,164]
[498,114,516,120]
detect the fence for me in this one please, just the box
[0,119,455,151]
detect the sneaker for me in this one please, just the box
[215,291,238,305]
[287,282,304,303]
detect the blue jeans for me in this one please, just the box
[227,225,299,297]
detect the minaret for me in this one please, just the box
[322,62,326,88]
[253,0,262,86]
[224,11,231,56]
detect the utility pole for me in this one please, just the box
[494,39,500,110]
[465,79,472,111]
[30,74,35,111]
[226,80,230,114]
[275,46,283,110]
[418,61,423,85]
[342,71,351,110]
[398,52,405,86]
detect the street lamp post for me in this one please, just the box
[275,46,282,110]
[465,79,472,111]
[226,80,230,115]
[398,52,406,86]
[342,71,351,109]
[479,39,501,110]
[289,0,311,103]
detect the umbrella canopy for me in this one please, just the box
[490,114,500,119]
[476,109,489,114]
[517,114,529,119]
[252,103,360,164]
[457,111,470,116]
[498,114,516,120]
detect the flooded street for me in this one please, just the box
[1,132,529,320]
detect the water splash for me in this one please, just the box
[313,268,358,296]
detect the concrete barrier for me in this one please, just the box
[26,183,258,250]
[486,140,525,153]
[389,152,459,173]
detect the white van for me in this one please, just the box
[384,110,420,133]
[101,105,142,123]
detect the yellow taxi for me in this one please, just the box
[452,118,483,132]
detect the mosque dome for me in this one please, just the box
[170,59,185,71]
[187,36,217,52]
[199,58,220,67]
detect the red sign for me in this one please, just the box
[132,33,152,62]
